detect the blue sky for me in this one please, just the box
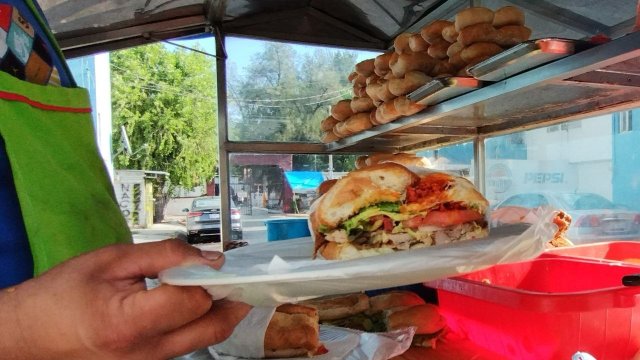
[168,35,380,75]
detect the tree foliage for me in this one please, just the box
[227,42,363,173]
[111,43,218,194]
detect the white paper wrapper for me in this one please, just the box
[160,210,556,306]
[212,307,276,358]
[207,319,413,360]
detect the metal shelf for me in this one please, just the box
[325,31,640,152]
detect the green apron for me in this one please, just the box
[0,71,131,275]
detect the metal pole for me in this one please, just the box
[214,29,232,249]
[328,154,334,179]
[474,136,486,195]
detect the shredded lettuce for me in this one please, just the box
[342,202,409,235]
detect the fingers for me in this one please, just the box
[157,300,253,358]
[105,239,225,279]
[123,284,214,337]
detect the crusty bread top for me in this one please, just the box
[265,306,320,355]
[401,171,489,214]
[386,304,445,334]
[369,291,426,313]
[301,293,370,321]
[311,162,418,230]
[276,303,319,318]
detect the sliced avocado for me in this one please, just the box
[342,202,410,235]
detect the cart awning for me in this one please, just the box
[284,171,324,194]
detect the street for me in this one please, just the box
[131,197,301,252]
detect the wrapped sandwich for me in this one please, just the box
[310,163,489,260]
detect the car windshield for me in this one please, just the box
[192,197,237,210]
[193,198,221,209]
[557,193,616,210]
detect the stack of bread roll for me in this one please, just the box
[321,5,530,143]
[451,6,531,75]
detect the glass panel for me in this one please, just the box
[226,36,380,142]
[485,110,640,245]
[227,152,359,242]
[107,34,222,244]
[417,142,475,184]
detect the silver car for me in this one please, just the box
[183,196,243,244]
[491,192,640,244]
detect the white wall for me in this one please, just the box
[94,53,114,180]
[523,115,613,199]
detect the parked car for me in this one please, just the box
[491,192,640,244]
[182,196,243,244]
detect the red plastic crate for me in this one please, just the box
[427,258,640,360]
[543,241,640,265]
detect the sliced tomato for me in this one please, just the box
[402,215,424,229]
[382,217,394,231]
[369,215,394,232]
[421,209,484,228]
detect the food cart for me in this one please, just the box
[22,0,640,358]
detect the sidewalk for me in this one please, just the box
[130,221,187,244]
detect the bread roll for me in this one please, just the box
[320,115,340,131]
[455,7,494,31]
[353,84,367,98]
[448,52,466,68]
[265,304,322,358]
[321,131,340,143]
[394,33,413,54]
[355,155,368,169]
[386,304,445,335]
[365,81,383,103]
[457,23,498,46]
[408,33,430,52]
[383,71,397,81]
[369,109,382,126]
[333,121,350,138]
[495,25,531,47]
[377,80,395,102]
[393,96,426,116]
[301,293,370,321]
[347,71,358,83]
[388,52,400,70]
[375,99,402,124]
[365,152,397,167]
[353,73,367,87]
[441,24,459,43]
[390,51,436,78]
[431,61,457,77]
[374,51,393,76]
[446,41,464,58]
[343,112,373,134]
[420,20,452,44]
[355,58,375,77]
[493,6,525,27]
[350,96,375,113]
[388,71,431,97]
[366,74,381,86]
[427,40,450,60]
[460,42,503,63]
[330,99,354,121]
[368,291,426,313]
[317,179,338,197]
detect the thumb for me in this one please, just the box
[104,239,225,279]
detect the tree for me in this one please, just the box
[111,42,218,196]
[227,42,361,174]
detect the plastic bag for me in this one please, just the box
[160,210,557,306]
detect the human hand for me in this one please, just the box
[1,239,252,360]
